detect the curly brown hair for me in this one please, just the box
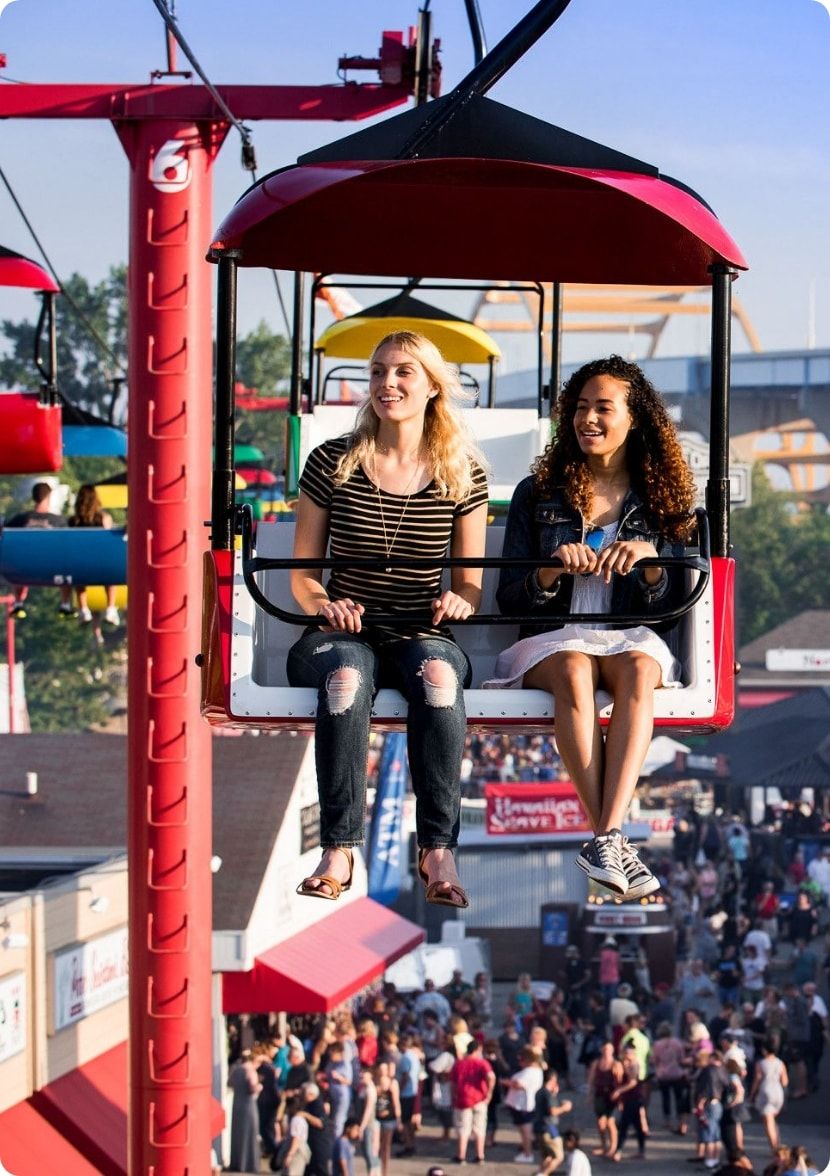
[532,355,696,541]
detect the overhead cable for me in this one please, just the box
[0,161,127,378]
[149,0,293,339]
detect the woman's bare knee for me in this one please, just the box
[420,657,458,708]
[614,653,661,693]
[325,666,362,714]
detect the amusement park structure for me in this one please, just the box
[0,0,749,1171]
[0,10,437,1172]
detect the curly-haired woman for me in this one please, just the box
[488,356,696,899]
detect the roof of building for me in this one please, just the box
[0,730,310,930]
[708,686,830,787]
[738,610,830,687]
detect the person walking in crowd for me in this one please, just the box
[372,1062,400,1176]
[482,1037,510,1147]
[721,1055,750,1156]
[598,936,621,1003]
[353,1066,380,1176]
[280,1094,313,1176]
[532,1069,573,1174]
[562,1130,592,1176]
[449,1038,495,1165]
[689,1047,725,1170]
[428,1039,456,1145]
[741,943,767,1003]
[780,1145,821,1176]
[755,881,781,947]
[325,1040,355,1141]
[586,1041,622,1161]
[290,331,488,908]
[255,1042,281,1167]
[651,1020,690,1136]
[788,891,819,944]
[332,1118,361,1176]
[504,1045,545,1164]
[395,1032,424,1157]
[301,1080,336,1176]
[750,1038,789,1154]
[610,1042,647,1162]
[227,1049,262,1174]
[488,356,696,900]
[803,981,828,1094]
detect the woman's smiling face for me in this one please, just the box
[573,373,633,460]
[368,344,435,424]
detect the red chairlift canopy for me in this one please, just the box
[0,244,59,292]
[210,95,747,285]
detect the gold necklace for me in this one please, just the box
[372,453,422,573]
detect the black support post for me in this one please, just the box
[211,251,239,551]
[289,269,306,417]
[549,280,563,414]
[707,265,737,559]
[397,0,573,159]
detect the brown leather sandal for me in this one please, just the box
[418,848,469,909]
[296,847,354,901]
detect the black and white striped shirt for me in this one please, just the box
[300,437,488,637]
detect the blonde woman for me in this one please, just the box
[290,331,488,909]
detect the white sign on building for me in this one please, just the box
[765,649,830,672]
[0,971,26,1062]
[53,926,129,1031]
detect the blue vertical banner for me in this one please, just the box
[367,733,408,906]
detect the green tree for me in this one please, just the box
[731,464,830,644]
[234,319,291,470]
[235,319,291,394]
[0,265,127,424]
[6,593,125,731]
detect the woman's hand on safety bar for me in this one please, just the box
[317,598,365,633]
[431,590,477,626]
[594,539,661,584]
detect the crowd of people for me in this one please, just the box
[224,796,830,1174]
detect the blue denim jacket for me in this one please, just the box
[496,476,688,640]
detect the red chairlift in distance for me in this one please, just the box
[0,246,62,473]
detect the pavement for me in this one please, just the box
[228,1087,830,1175]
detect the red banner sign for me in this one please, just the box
[484,782,591,836]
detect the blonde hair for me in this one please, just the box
[332,330,484,501]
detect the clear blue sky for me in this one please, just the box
[0,0,828,366]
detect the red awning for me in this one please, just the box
[223,896,424,1014]
[0,1099,100,1175]
[30,1041,224,1175]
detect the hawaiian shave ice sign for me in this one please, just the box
[485,782,591,836]
[53,926,128,1031]
[0,971,26,1062]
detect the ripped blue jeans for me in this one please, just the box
[287,629,471,850]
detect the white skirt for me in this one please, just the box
[483,624,681,689]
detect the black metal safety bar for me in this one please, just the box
[237,506,711,630]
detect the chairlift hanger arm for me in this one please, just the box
[238,506,710,630]
[33,290,58,401]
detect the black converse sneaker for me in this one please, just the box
[576,829,628,895]
[620,838,660,900]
